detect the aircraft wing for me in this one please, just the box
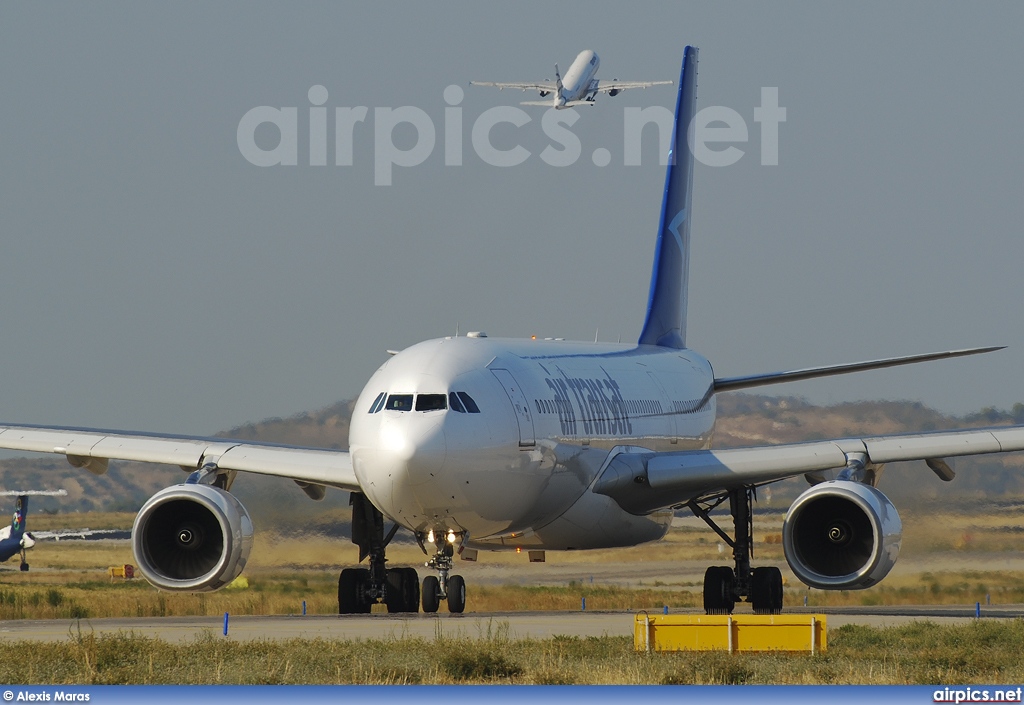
[470,81,557,92]
[594,80,672,93]
[713,347,1004,393]
[593,425,1024,514]
[0,424,360,492]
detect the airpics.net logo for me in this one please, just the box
[236,85,786,186]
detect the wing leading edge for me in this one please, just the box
[0,424,360,493]
[594,80,673,93]
[469,81,556,91]
[593,425,1024,515]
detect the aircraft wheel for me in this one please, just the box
[751,567,772,614]
[338,568,360,614]
[447,574,466,614]
[757,566,784,614]
[402,568,420,613]
[422,575,441,613]
[750,567,783,614]
[19,563,28,572]
[354,568,372,613]
[385,568,421,613]
[702,566,735,615]
[385,569,405,613]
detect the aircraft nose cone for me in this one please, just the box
[385,416,446,481]
[359,414,448,522]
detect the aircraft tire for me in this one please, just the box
[751,566,784,615]
[338,568,360,614]
[422,575,441,613]
[447,574,466,614]
[385,567,421,613]
[703,566,735,615]
[402,568,420,613]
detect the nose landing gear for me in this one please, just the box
[420,533,466,613]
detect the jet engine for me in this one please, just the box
[608,89,620,96]
[782,480,901,590]
[132,484,253,592]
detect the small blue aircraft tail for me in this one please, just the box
[0,495,28,564]
[638,46,698,349]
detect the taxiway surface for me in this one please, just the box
[3,605,1023,643]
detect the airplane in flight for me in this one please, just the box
[471,49,671,108]
[0,46,1022,616]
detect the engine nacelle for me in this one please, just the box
[782,480,901,590]
[132,484,253,592]
[608,89,620,97]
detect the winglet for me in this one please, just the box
[638,46,698,349]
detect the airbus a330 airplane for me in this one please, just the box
[471,49,671,108]
[1,46,1022,616]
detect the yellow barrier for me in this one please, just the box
[634,613,826,654]
[107,564,134,581]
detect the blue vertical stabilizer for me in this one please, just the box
[0,495,27,562]
[638,46,698,349]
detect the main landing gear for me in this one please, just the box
[688,486,783,615]
[338,493,420,614]
[420,531,466,614]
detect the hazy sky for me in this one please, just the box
[2,2,1023,437]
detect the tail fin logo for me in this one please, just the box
[668,208,687,253]
[12,497,24,531]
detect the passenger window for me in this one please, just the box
[385,394,413,412]
[449,392,466,413]
[457,392,481,413]
[416,394,447,411]
[368,392,386,414]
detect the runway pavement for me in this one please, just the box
[2,605,1022,643]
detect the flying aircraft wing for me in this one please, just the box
[470,81,557,92]
[593,425,1024,514]
[594,80,672,93]
[0,424,360,492]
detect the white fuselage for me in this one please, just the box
[349,336,715,552]
[558,50,600,103]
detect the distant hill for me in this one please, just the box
[2,395,1022,518]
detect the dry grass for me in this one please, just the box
[5,620,1024,684]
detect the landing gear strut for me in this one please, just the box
[688,486,783,615]
[420,534,466,613]
[338,493,419,614]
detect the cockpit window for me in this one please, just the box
[416,394,447,411]
[367,392,386,414]
[448,392,466,413]
[384,394,413,412]
[457,391,481,413]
